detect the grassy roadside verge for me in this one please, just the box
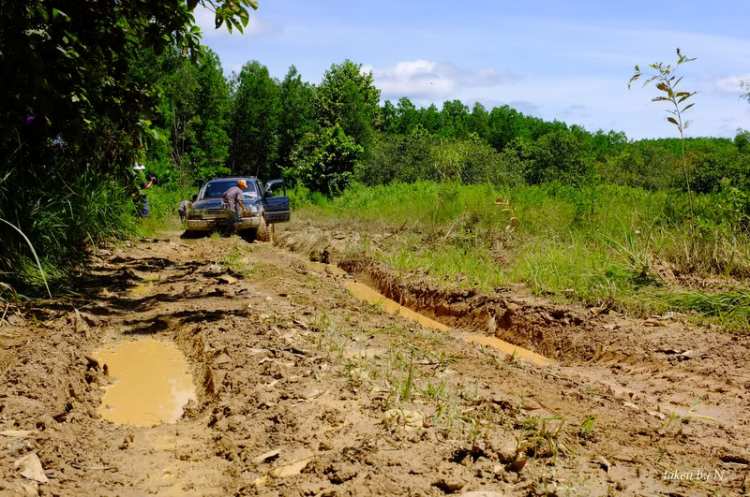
[290,181,750,332]
[137,184,199,236]
[0,184,196,301]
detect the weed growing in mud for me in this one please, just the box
[309,310,349,359]
[221,243,262,277]
[394,354,415,402]
[578,415,598,440]
[518,415,570,464]
[660,398,720,432]
[418,380,448,400]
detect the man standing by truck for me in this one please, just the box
[132,163,155,218]
[223,179,249,233]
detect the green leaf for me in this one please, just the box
[652,96,670,102]
[187,0,199,11]
[52,8,70,22]
[681,103,695,113]
[667,117,679,126]
[238,8,249,26]
[635,64,640,71]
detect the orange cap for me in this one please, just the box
[238,180,247,188]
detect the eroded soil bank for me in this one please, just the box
[1,229,749,495]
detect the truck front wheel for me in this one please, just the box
[256,216,274,242]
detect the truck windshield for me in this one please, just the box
[202,180,258,200]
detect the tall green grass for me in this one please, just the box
[295,181,750,330]
[137,184,199,236]
[1,172,139,294]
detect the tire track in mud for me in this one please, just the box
[3,233,750,495]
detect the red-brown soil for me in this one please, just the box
[1,228,749,496]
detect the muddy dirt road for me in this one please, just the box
[1,229,750,495]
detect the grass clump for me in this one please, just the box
[295,180,750,330]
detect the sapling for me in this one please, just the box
[629,48,697,240]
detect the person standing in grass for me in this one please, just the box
[178,195,197,222]
[132,163,155,218]
[223,180,249,233]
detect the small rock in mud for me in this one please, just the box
[596,456,611,472]
[252,449,281,465]
[325,463,358,484]
[678,350,695,360]
[14,452,48,483]
[7,440,33,458]
[217,275,238,285]
[494,439,518,464]
[383,409,424,432]
[433,477,465,493]
[505,457,527,474]
[318,441,333,451]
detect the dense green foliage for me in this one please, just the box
[4,10,750,301]
[0,0,255,291]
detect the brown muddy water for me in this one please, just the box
[95,339,197,427]
[346,282,450,331]
[345,281,552,367]
[466,336,552,367]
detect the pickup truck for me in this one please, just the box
[185,177,290,241]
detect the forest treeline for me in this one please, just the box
[144,49,750,198]
[2,0,750,291]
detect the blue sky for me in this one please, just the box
[197,0,750,139]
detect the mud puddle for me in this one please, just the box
[346,281,552,366]
[346,282,449,331]
[95,339,197,427]
[467,336,552,366]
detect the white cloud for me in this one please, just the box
[193,5,281,38]
[365,60,519,99]
[716,74,750,94]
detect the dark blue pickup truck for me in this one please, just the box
[185,177,290,241]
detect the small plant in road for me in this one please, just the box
[629,48,698,240]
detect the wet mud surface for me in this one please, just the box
[1,229,750,495]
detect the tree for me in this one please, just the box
[315,60,381,147]
[467,102,490,140]
[629,48,698,238]
[439,100,469,137]
[192,49,232,180]
[229,61,280,178]
[276,65,316,178]
[396,97,420,135]
[0,0,255,288]
[380,100,398,134]
[735,129,750,154]
[144,48,231,183]
[291,125,364,195]
[526,131,593,185]
[419,104,442,133]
